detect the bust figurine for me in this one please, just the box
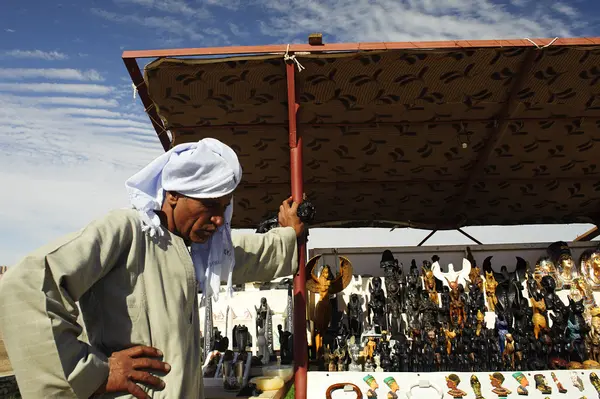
[446,374,467,398]
[581,247,600,289]
[548,241,580,289]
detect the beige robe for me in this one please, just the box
[0,209,298,398]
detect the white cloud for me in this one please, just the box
[2,94,119,108]
[4,29,16,33]
[0,83,112,95]
[0,68,104,81]
[113,0,210,16]
[2,49,68,60]
[91,8,206,40]
[257,0,585,41]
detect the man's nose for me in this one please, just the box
[211,215,224,227]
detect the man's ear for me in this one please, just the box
[164,191,181,206]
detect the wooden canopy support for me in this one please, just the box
[574,226,600,242]
[446,48,538,225]
[123,58,171,151]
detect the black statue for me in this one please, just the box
[277,324,293,365]
[567,296,589,362]
[256,200,316,233]
[367,277,387,333]
[347,293,363,339]
[380,250,404,337]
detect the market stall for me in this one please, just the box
[123,36,600,399]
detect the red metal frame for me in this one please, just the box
[286,61,308,399]
[122,37,600,59]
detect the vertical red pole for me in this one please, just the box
[286,60,307,399]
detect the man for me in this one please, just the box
[0,138,303,399]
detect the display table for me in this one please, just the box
[204,377,292,399]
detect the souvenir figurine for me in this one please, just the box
[581,247,600,290]
[550,372,567,394]
[383,377,400,399]
[467,247,484,291]
[503,333,515,370]
[530,293,548,339]
[534,374,552,394]
[305,254,353,357]
[590,372,600,396]
[567,297,589,363]
[365,336,376,359]
[536,256,561,290]
[548,241,580,289]
[381,250,405,336]
[433,257,472,290]
[512,372,529,395]
[363,374,379,399]
[324,347,335,372]
[367,277,388,333]
[485,270,499,312]
[422,261,440,306]
[255,297,273,357]
[446,374,468,398]
[277,325,293,365]
[364,356,375,372]
[587,307,600,362]
[256,325,271,364]
[571,371,585,392]
[489,372,511,397]
[470,375,485,399]
[347,336,363,372]
[347,293,364,340]
[476,310,485,337]
[336,347,346,371]
[571,277,596,324]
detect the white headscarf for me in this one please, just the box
[125,138,242,301]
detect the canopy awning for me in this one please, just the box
[124,38,600,229]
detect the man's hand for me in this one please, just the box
[94,345,171,399]
[278,197,305,238]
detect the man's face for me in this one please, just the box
[165,192,232,243]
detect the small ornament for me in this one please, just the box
[590,372,600,396]
[470,375,485,399]
[534,374,552,395]
[363,374,379,399]
[512,372,529,396]
[489,373,511,397]
[550,372,567,394]
[571,371,584,391]
[383,376,400,399]
[446,374,468,398]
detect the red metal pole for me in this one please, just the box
[287,60,307,399]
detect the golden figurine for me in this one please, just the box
[422,262,439,305]
[484,270,498,312]
[581,248,600,290]
[476,310,485,337]
[530,294,548,339]
[548,241,581,289]
[470,375,485,399]
[306,254,353,357]
[503,333,515,370]
[364,336,377,360]
[466,247,484,291]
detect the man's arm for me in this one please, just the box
[0,210,135,399]
[231,227,298,284]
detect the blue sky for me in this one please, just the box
[0,0,599,265]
